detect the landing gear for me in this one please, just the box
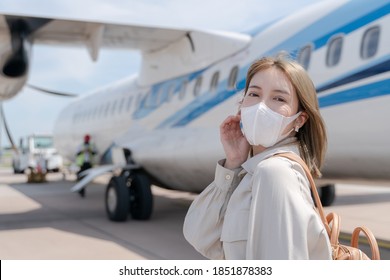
[105,176,129,221]
[318,184,336,206]
[105,171,153,222]
[128,172,153,220]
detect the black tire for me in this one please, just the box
[12,161,18,174]
[105,176,129,222]
[128,172,153,220]
[13,165,24,174]
[318,184,336,206]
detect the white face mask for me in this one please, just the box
[240,102,301,147]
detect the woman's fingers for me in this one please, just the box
[220,115,241,133]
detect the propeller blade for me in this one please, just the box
[0,103,18,152]
[26,84,78,97]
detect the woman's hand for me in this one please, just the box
[220,114,250,169]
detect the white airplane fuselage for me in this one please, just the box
[53,0,390,193]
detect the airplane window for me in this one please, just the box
[228,66,239,89]
[136,94,142,108]
[105,103,110,117]
[361,26,380,59]
[111,100,117,115]
[194,76,202,96]
[145,91,158,108]
[87,109,92,121]
[179,80,188,100]
[297,45,312,70]
[144,92,151,108]
[118,97,125,114]
[126,96,133,111]
[326,36,343,67]
[93,107,98,119]
[166,84,175,102]
[99,104,105,118]
[88,109,93,120]
[156,87,164,105]
[210,72,219,93]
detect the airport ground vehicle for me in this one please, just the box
[12,134,63,174]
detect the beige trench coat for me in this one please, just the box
[183,137,332,260]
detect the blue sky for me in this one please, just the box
[0,0,325,148]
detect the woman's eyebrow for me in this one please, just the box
[248,85,261,90]
[274,89,290,95]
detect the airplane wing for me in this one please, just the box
[70,163,140,193]
[0,13,251,86]
[1,13,191,60]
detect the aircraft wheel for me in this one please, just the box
[105,176,129,222]
[127,172,153,220]
[318,184,336,206]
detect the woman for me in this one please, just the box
[183,56,332,260]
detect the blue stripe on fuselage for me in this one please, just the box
[317,55,390,93]
[146,0,390,128]
[165,70,390,128]
[318,78,390,108]
[261,0,390,57]
[311,1,389,50]
[156,57,390,128]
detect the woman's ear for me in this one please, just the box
[295,111,309,130]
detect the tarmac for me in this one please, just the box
[0,167,389,260]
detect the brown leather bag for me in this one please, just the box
[276,153,381,260]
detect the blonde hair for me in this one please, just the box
[244,56,327,178]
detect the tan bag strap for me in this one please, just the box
[326,212,341,246]
[275,153,381,260]
[351,226,381,260]
[274,152,331,235]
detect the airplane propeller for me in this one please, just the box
[26,84,78,98]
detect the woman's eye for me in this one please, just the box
[274,97,286,102]
[248,92,259,97]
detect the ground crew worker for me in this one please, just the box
[76,134,97,197]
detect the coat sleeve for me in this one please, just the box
[183,160,242,259]
[246,157,331,260]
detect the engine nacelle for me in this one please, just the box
[3,46,29,78]
[0,49,29,101]
[0,18,31,101]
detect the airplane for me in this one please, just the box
[0,0,389,222]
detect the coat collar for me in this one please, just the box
[241,137,300,176]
